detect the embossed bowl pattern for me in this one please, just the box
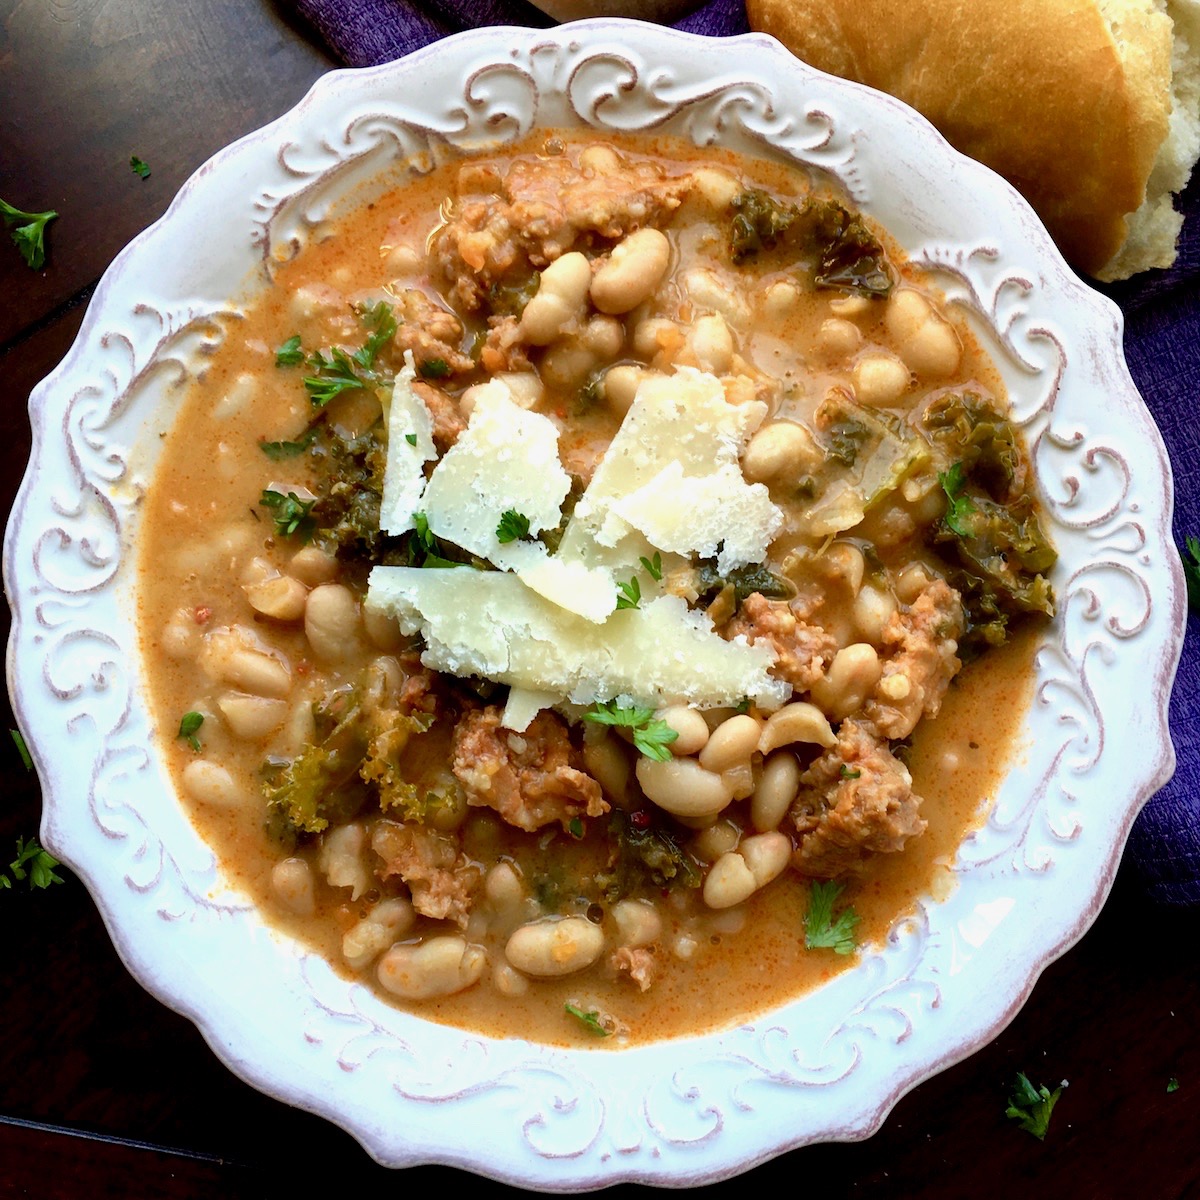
[3,21,1185,1188]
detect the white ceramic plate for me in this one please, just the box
[4,20,1186,1188]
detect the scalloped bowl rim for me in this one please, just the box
[3,20,1186,1189]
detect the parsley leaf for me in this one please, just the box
[639,552,664,581]
[404,433,417,446]
[1181,536,1200,616]
[275,334,305,367]
[840,765,862,779]
[568,817,585,839]
[2,837,64,891]
[1168,1077,1180,1094]
[938,461,977,537]
[1006,1073,1064,1141]
[496,509,531,544]
[10,729,32,772]
[564,1002,611,1037]
[304,347,370,408]
[178,711,205,752]
[418,357,451,379]
[130,155,151,179]
[351,300,398,371]
[258,427,316,460]
[260,489,317,542]
[616,575,642,611]
[804,880,860,955]
[584,700,679,762]
[1,198,58,269]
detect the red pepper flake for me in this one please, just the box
[295,659,312,677]
[630,810,651,830]
[193,605,212,625]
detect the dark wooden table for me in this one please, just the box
[1,3,1197,1196]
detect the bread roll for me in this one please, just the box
[747,0,1199,279]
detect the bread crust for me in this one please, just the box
[747,0,1173,275]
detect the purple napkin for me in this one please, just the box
[291,0,1198,904]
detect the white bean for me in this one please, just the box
[809,643,883,721]
[289,545,339,587]
[484,861,524,911]
[305,583,361,664]
[636,756,734,819]
[216,693,287,740]
[738,831,791,888]
[377,937,486,1000]
[582,734,633,807]
[656,705,710,757]
[853,585,898,645]
[686,313,733,373]
[698,714,761,773]
[742,422,823,483]
[519,251,592,345]
[505,916,605,977]
[342,898,416,970]
[180,760,245,809]
[853,354,912,407]
[271,857,315,915]
[751,751,801,832]
[591,229,671,315]
[757,702,837,755]
[702,852,757,909]
[611,899,663,948]
[318,823,371,900]
[244,573,308,622]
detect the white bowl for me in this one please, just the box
[4,20,1185,1188]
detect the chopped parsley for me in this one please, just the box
[584,700,678,762]
[639,552,663,581]
[615,574,642,611]
[1168,1077,1180,1094]
[418,357,451,379]
[840,765,862,779]
[564,1002,611,1038]
[177,711,205,752]
[495,509,531,544]
[804,880,860,955]
[1,198,58,269]
[567,817,585,840]
[10,729,32,772]
[351,300,397,371]
[404,433,417,446]
[129,155,151,179]
[0,837,64,891]
[1005,1073,1064,1141]
[938,461,977,537]
[260,489,317,541]
[275,334,305,367]
[258,428,316,460]
[304,347,371,408]
[1181,536,1200,615]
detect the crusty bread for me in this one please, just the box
[747,0,1198,279]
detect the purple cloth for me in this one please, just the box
[291,0,1198,903]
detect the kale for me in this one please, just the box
[306,424,389,563]
[597,810,701,902]
[485,272,541,317]
[693,560,794,607]
[924,391,1024,501]
[728,189,892,297]
[826,415,871,467]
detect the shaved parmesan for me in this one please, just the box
[380,353,436,534]
[558,368,775,568]
[367,567,788,711]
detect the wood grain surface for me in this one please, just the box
[1,2,1197,1195]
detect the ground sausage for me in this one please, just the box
[789,719,926,878]
[452,706,607,833]
[725,592,838,691]
[372,821,482,928]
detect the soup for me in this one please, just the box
[138,134,1054,1045]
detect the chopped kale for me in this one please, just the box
[693,560,794,608]
[597,810,702,903]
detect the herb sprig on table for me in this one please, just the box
[1006,1073,1064,1141]
[1,198,58,269]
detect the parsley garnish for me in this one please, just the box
[260,490,317,541]
[568,817,585,840]
[840,765,862,779]
[804,880,860,955]
[351,300,397,371]
[0,837,63,891]
[584,700,678,762]
[409,511,459,569]
[564,1002,611,1038]
[177,711,205,752]
[405,433,417,446]
[1181,536,1200,615]
[418,357,451,379]
[275,334,304,367]
[304,347,370,408]
[1168,1077,1180,1093]
[1,198,58,269]
[258,428,316,460]
[615,575,642,611]
[10,729,32,772]
[496,509,531,544]
[1006,1073,1064,1141]
[938,461,977,537]
[130,155,151,179]
[639,552,663,581]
